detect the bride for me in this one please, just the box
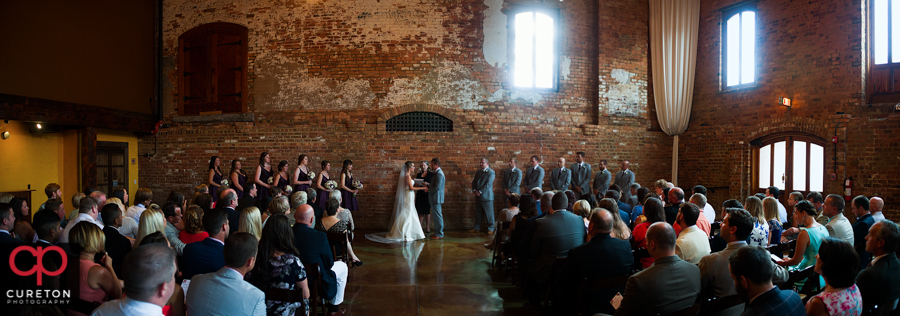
[381,161,427,241]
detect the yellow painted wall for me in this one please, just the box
[97,129,139,199]
[0,121,79,210]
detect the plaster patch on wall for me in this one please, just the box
[560,56,571,80]
[380,60,491,110]
[254,53,376,111]
[482,0,507,67]
[600,69,646,117]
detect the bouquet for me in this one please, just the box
[284,185,293,194]
[307,171,316,181]
[267,176,274,185]
[220,179,230,188]
[352,180,363,196]
[324,180,338,190]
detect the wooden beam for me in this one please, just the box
[81,127,97,192]
[0,93,157,133]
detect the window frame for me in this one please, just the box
[720,3,759,91]
[867,0,900,103]
[507,5,561,93]
[752,132,826,204]
[177,22,249,116]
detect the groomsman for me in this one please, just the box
[503,158,522,204]
[550,157,571,191]
[593,160,611,201]
[523,156,545,192]
[570,152,592,200]
[471,158,496,234]
[615,160,635,203]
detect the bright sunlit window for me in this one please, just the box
[724,10,756,87]
[757,135,824,193]
[513,11,556,89]
[873,0,900,65]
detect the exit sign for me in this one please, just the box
[779,97,792,107]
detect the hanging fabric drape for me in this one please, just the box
[650,0,700,186]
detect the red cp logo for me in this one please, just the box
[9,246,68,286]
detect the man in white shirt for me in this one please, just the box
[823,194,854,245]
[765,186,788,224]
[61,197,103,243]
[92,244,177,316]
[870,197,886,222]
[674,203,710,264]
[691,185,717,223]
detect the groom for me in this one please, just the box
[428,158,446,240]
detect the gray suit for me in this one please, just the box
[698,241,789,316]
[550,167,571,191]
[503,167,522,196]
[614,169,635,203]
[523,166,545,192]
[530,210,586,281]
[472,168,496,231]
[615,255,701,316]
[570,162,592,197]
[429,168,446,237]
[185,267,266,316]
[593,169,612,200]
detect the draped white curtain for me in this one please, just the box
[650,0,700,186]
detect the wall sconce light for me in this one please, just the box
[36,123,42,129]
[779,97,792,108]
[1,131,9,140]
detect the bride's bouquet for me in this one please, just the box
[352,180,363,196]
[307,171,316,181]
[220,179,230,188]
[324,180,338,190]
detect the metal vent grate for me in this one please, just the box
[386,111,453,132]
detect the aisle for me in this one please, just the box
[341,232,539,315]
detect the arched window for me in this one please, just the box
[386,112,453,132]
[178,23,248,116]
[511,8,558,91]
[753,133,825,197]
[722,6,756,88]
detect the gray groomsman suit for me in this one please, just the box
[614,169,635,203]
[570,162,592,198]
[523,165,545,192]
[472,167,496,232]
[503,167,522,198]
[429,168,446,238]
[550,167,571,191]
[594,169,612,201]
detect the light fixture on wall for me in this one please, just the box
[36,123,42,129]
[1,131,9,139]
[779,97,792,108]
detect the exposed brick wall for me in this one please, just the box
[140,0,670,230]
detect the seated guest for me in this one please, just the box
[663,187,685,225]
[185,233,266,316]
[0,203,23,244]
[162,201,186,256]
[850,195,874,267]
[216,189,240,235]
[134,208,166,247]
[178,205,208,244]
[267,196,291,228]
[685,193,712,236]
[729,246,805,316]
[565,190,577,212]
[236,183,259,213]
[100,204,133,277]
[327,190,355,232]
[806,237,862,316]
[856,220,900,314]
[632,197,666,268]
[126,188,152,223]
[246,214,310,316]
[191,193,213,214]
[11,197,35,243]
[530,193,585,281]
[530,187,543,216]
[599,194,631,232]
[692,185,717,223]
[293,204,348,316]
[508,195,538,258]
[61,197,103,243]
[92,244,178,316]
[69,193,85,225]
[485,193,521,249]
[33,209,62,247]
[69,221,123,316]
[239,206,263,240]
[869,196,886,222]
[181,208,229,279]
[321,199,362,266]
[106,198,138,240]
[764,186,789,224]
[305,188,325,229]
[597,198,631,240]
[776,200,828,289]
[674,203,710,264]
[763,197,783,245]
[605,185,631,225]
[631,187,651,224]
[744,196,770,247]
[824,194,854,244]
[710,199,744,253]
[559,209,633,315]
[615,222,700,315]
[43,198,68,232]
[572,200,591,229]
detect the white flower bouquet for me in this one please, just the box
[307,171,316,180]
[221,179,230,188]
[284,185,293,194]
[352,180,363,196]
[324,180,338,190]
[267,176,274,185]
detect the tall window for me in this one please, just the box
[512,9,558,90]
[870,0,900,102]
[178,23,248,116]
[755,134,825,198]
[723,7,756,88]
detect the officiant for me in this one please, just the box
[415,161,433,234]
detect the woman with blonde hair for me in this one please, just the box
[744,196,770,247]
[597,198,631,240]
[573,200,592,229]
[179,205,208,244]
[107,197,139,239]
[239,206,263,240]
[763,197,783,245]
[69,221,123,315]
[135,207,166,246]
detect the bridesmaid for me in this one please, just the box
[292,154,313,194]
[207,156,224,203]
[254,152,273,200]
[339,160,360,212]
[314,160,332,210]
[230,159,247,199]
[275,160,291,195]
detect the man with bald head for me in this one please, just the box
[526,192,584,306]
[550,157,571,191]
[664,187,685,224]
[615,222,701,315]
[870,197,886,222]
[292,204,348,316]
[216,188,240,234]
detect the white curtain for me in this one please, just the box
[650,0,700,186]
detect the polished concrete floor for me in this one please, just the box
[342,231,540,316]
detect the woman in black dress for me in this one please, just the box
[415,160,433,233]
[230,159,247,198]
[254,152,273,200]
[274,160,291,195]
[207,156,224,203]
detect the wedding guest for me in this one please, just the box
[673,194,712,237]
[592,159,611,200]
[246,214,310,316]
[765,186,789,224]
[654,179,668,201]
[230,159,248,199]
[315,160,334,210]
[631,187,651,225]
[776,201,828,289]
[69,221,123,316]
[292,204,348,316]
[730,246,805,316]
[185,233,265,315]
[292,154,314,194]
[194,184,209,196]
[105,198,136,240]
[485,193,521,250]
[192,193,213,214]
[126,188,152,223]
[614,160,635,203]
[321,199,362,266]
[10,198,34,242]
[338,159,360,212]
[527,193,584,306]
[208,156,225,203]
[306,188,325,230]
[239,206,263,240]
[69,192,85,225]
[0,203,22,244]
[470,157,496,235]
[824,194,855,244]
[179,205,208,244]
[100,203,132,277]
[288,192,306,219]
[237,183,259,213]
[523,155,545,193]
[327,190,355,233]
[37,183,62,212]
[503,158,522,206]
[549,157,571,191]
[597,198,631,240]
[633,197,666,268]
[45,198,67,230]
[91,244,178,316]
[112,187,129,207]
[565,190,577,212]
[135,207,166,247]
[61,197,102,243]
[604,188,632,225]
[573,199,591,229]
[416,161,433,233]
[254,152,274,201]
[508,195,538,258]
[181,208,229,279]
[857,220,900,314]
[531,187,544,216]
[850,195,874,267]
[162,201,186,256]
[870,197,886,222]
[691,185,717,223]
[764,197,783,245]
[745,196,770,247]
[805,237,862,316]
[216,189,240,235]
[674,203,710,264]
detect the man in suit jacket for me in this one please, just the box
[428,158,446,239]
[186,233,266,316]
[570,152,592,200]
[217,189,241,235]
[0,203,24,244]
[523,155,545,193]
[100,204,133,276]
[293,204,348,315]
[94,244,177,316]
[559,209,633,315]
[182,208,229,279]
[664,188,685,225]
[503,158,522,204]
[851,195,875,266]
[471,158,496,234]
[530,193,585,283]
[549,157,571,191]
[729,246,805,316]
[615,222,701,315]
[824,194,854,244]
[593,159,611,201]
[614,160,635,203]
[305,188,325,229]
[857,220,900,314]
[236,183,258,214]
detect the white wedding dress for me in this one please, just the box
[366,166,425,243]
